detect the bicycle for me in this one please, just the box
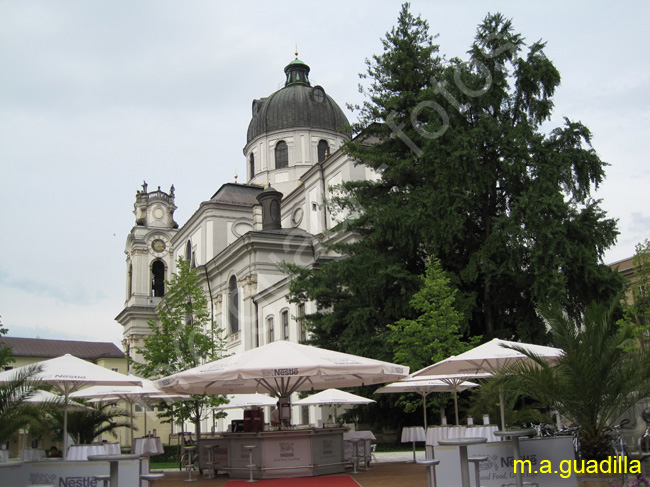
[178,434,196,471]
[555,425,581,460]
[609,418,632,486]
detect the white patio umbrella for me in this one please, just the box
[375,378,479,428]
[0,354,141,459]
[155,341,409,400]
[26,390,92,412]
[294,388,375,423]
[410,338,563,428]
[215,393,278,410]
[70,375,189,447]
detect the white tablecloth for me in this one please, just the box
[426,425,498,446]
[0,450,8,462]
[133,437,164,456]
[401,426,426,443]
[343,431,376,463]
[67,443,120,461]
[22,449,46,461]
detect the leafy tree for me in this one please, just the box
[288,4,623,358]
[388,258,479,372]
[50,401,132,445]
[0,316,14,369]
[622,239,650,352]
[131,257,228,438]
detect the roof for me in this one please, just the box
[0,337,124,360]
[246,59,350,142]
[210,183,264,206]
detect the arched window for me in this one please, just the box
[228,276,239,334]
[185,241,195,269]
[267,316,274,343]
[151,260,165,297]
[275,140,288,169]
[249,153,255,179]
[282,310,290,340]
[317,140,330,163]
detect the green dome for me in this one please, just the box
[247,59,350,143]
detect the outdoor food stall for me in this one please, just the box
[156,340,409,479]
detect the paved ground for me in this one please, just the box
[156,452,430,487]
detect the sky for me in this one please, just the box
[1,1,648,349]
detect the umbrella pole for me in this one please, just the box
[422,393,427,430]
[63,386,70,460]
[130,402,134,449]
[499,388,506,431]
[453,391,459,425]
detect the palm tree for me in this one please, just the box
[501,299,650,461]
[0,363,45,445]
[50,401,133,445]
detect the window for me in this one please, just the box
[301,405,310,425]
[282,310,289,340]
[228,276,239,334]
[275,140,288,169]
[317,140,330,162]
[151,260,165,297]
[267,316,274,342]
[298,303,307,342]
[249,153,255,179]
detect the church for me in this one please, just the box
[115,56,375,427]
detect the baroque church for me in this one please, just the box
[116,57,375,425]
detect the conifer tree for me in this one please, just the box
[287,4,622,359]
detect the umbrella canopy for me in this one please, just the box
[70,375,189,446]
[411,338,563,427]
[25,390,92,412]
[0,354,141,459]
[216,393,278,410]
[294,388,375,423]
[375,378,478,428]
[155,341,409,399]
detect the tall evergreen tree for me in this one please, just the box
[287,4,622,359]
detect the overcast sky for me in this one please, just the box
[1,0,648,349]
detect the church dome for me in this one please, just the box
[246,58,350,143]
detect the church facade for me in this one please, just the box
[116,58,375,426]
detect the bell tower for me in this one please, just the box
[116,181,179,369]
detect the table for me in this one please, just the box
[438,436,487,487]
[22,448,46,461]
[493,428,536,487]
[133,437,163,456]
[67,444,108,461]
[343,431,376,468]
[88,453,141,487]
[426,425,498,446]
[401,427,425,463]
[0,450,8,462]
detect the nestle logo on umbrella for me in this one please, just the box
[262,368,298,376]
[55,375,86,379]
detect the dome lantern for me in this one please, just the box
[284,58,311,87]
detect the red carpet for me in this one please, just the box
[224,475,360,487]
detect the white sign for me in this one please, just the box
[434,437,577,487]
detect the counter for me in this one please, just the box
[218,427,347,479]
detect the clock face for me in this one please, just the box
[151,239,166,253]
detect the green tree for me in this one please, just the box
[0,364,44,445]
[50,401,132,445]
[0,316,14,369]
[501,299,650,461]
[132,257,228,438]
[622,239,650,351]
[388,258,479,372]
[288,5,622,357]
